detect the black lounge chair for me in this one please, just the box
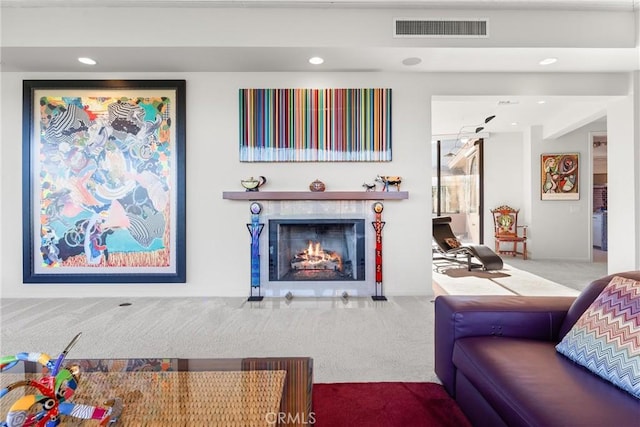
[432,216,503,272]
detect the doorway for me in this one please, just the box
[432,138,484,244]
[590,131,608,263]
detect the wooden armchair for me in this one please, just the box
[490,205,527,260]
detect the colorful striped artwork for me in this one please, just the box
[239,88,392,162]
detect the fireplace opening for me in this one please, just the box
[269,219,365,282]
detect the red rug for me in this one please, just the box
[312,382,471,427]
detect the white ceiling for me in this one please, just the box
[2,0,636,137]
[1,0,638,10]
[431,95,612,138]
[2,46,638,74]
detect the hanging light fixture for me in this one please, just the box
[474,115,495,133]
[445,115,496,158]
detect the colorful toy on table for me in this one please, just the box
[0,333,122,427]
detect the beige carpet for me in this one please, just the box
[0,260,603,385]
[0,296,439,385]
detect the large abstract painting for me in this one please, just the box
[239,88,392,162]
[22,80,186,283]
[541,153,579,200]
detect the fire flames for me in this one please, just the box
[291,241,343,271]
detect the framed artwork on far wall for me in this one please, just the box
[541,153,579,200]
[22,80,186,283]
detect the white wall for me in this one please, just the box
[607,93,639,273]
[635,72,640,271]
[528,122,606,261]
[1,71,634,298]
[483,132,524,247]
[1,71,434,298]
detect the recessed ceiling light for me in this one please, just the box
[537,100,546,104]
[539,57,557,66]
[309,56,324,65]
[511,122,518,126]
[402,57,422,66]
[78,57,97,65]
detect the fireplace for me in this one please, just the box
[268,219,365,282]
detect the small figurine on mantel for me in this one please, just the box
[375,175,402,192]
[362,182,376,192]
[240,176,267,192]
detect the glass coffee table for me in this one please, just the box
[1,357,313,426]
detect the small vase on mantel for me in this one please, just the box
[309,179,326,192]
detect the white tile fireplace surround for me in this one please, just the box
[223,191,409,298]
[260,200,375,297]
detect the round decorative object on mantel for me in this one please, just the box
[309,179,326,192]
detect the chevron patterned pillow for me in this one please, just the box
[556,276,640,398]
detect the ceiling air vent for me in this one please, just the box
[394,18,488,38]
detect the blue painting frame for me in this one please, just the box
[22,80,186,283]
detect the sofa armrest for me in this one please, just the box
[434,295,575,397]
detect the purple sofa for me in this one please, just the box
[435,271,640,427]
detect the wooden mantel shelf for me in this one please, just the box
[223,191,409,201]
